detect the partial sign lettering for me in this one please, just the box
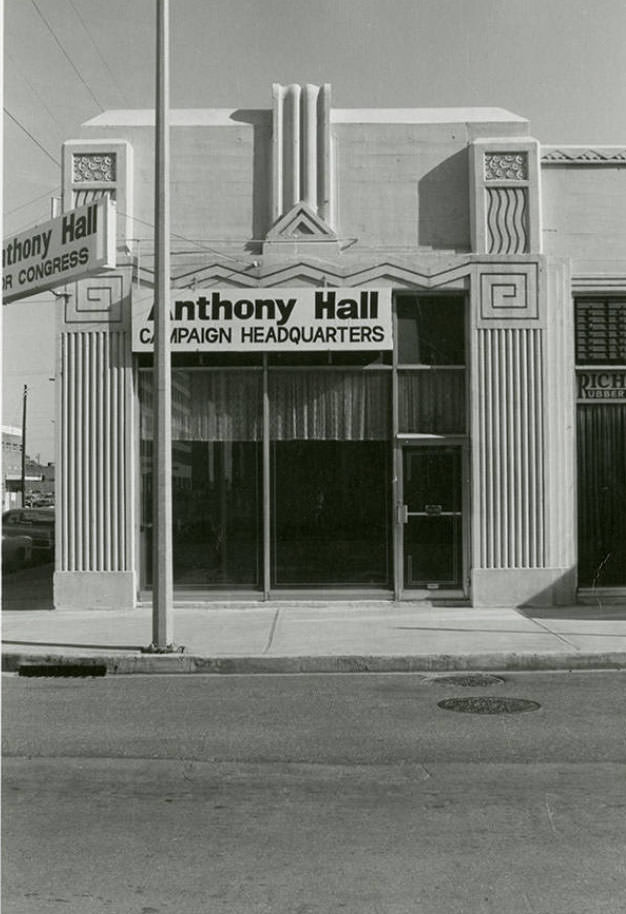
[2,198,116,303]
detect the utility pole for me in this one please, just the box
[20,384,28,507]
[148,0,177,651]
[0,0,3,569]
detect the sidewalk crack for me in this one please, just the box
[263,609,280,654]
[517,611,579,650]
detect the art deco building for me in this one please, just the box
[53,84,626,609]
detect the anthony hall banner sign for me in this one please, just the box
[2,198,116,303]
[132,287,393,352]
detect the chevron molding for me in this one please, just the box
[263,202,339,255]
[541,146,626,165]
[266,202,338,241]
[167,260,475,291]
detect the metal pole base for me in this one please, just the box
[141,643,185,654]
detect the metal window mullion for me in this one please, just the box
[262,354,270,599]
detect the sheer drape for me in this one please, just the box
[140,370,262,441]
[140,369,390,442]
[270,371,390,440]
[398,370,465,434]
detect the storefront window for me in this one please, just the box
[140,370,262,589]
[137,292,469,594]
[269,370,391,586]
[140,365,392,590]
[396,296,466,365]
[577,405,626,587]
[396,294,466,434]
[575,298,626,588]
[272,441,390,586]
[398,370,465,434]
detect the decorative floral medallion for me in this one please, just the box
[72,153,117,183]
[484,152,528,181]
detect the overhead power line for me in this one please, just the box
[67,0,129,107]
[30,0,105,112]
[4,186,61,218]
[7,207,64,237]
[6,49,67,136]
[3,108,60,166]
[119,211,252,264]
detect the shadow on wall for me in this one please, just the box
[473,567,580,611]
[517,564,626,619]
[230,109,272,250]
[517,568,579,612]
[418,148,471,251]
[2,562,54,611]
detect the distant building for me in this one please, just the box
[2,425,54,510]
[2,426,23,510]
[52,83,626,610]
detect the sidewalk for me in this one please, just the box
[4,585,626,673]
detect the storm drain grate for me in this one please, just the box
[18,663,107,678]
[431,674,504,687]
[437,696,540,714]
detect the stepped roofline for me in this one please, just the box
[83,106,527,128]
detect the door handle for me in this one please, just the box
[397,504,409,525]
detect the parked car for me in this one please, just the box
[2,533,33,571]
[2,508,55,559]
[26,495,55,509]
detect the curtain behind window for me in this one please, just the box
[270,370,390,440]
[140,369,390,442]
[398,370,465,434]
[140,370,262,441]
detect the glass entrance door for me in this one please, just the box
[402,446,463,589]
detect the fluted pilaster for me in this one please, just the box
[59,330,132,572]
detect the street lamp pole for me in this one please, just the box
[20,384,28,507]
[150,0,175,649]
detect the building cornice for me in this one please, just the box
[83,106,527,129]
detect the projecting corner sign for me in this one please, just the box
[132,287,393,352]
[2,198,116,303]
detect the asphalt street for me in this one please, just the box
[3,671,626,914]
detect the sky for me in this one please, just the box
[3,0,626,462]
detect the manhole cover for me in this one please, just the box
[18,663,107,678]
[432,674,504,687]
[437,696,540,714]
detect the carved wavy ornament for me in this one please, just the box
[486,187,529,254]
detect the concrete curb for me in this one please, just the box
[4,650,626,675]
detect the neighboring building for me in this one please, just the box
[52,83,626,609]
[26,462,55,507]
[2,426,24,510]
[1,426,54,510]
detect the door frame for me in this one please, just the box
[394,435,470,600]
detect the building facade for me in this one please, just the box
[53,84,626,609]
[2,426,54,510]
[2,426,24,511]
